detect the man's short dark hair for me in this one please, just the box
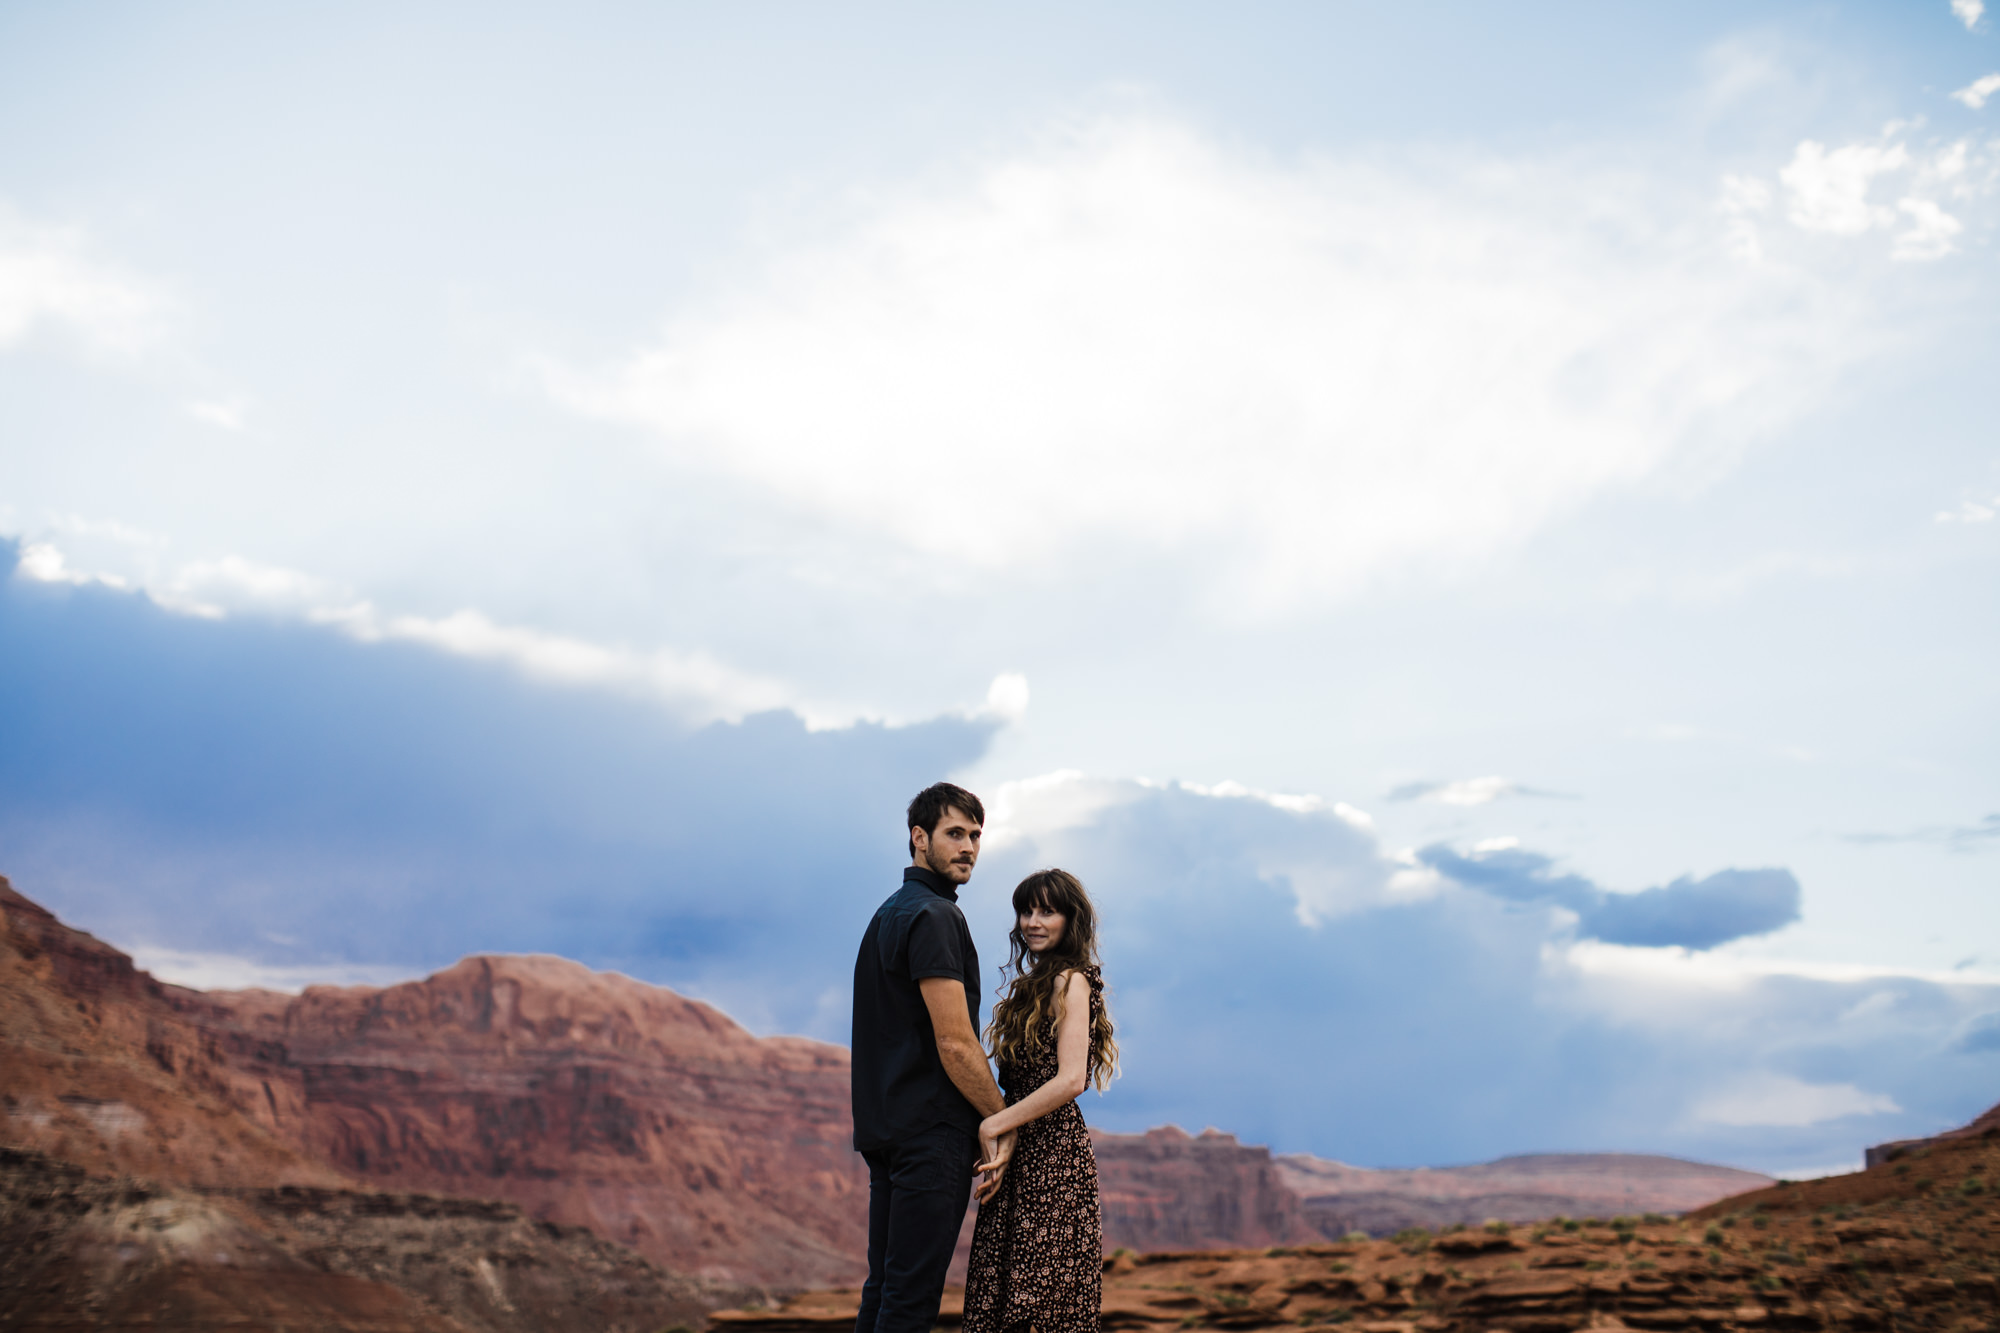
[907,783,985,858]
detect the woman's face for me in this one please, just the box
[1019,903,1068,956]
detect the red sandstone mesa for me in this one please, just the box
[1,877,867,1288]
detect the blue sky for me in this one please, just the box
[3,1,1998,1176]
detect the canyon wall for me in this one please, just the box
[1092,1125,1319,1251]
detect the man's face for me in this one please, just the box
[912,806,982,884]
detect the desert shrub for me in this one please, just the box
[1704,1226,1726,1245]
[1393,1228,1431,1254]
[1915,1177,1935,1192]
[1961,1177,1986,1197]
[1561,1219,1581,1233]
[1642,1212,1670,1225]
[1484,1220,1511,1236]
[1752,1215,1769,1230]
[1341,1231,1369,1244]
[1439,1223,1464,1235]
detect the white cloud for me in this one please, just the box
[1718,173,1774,261]
[1892,197,1964,260]
[983,769,1146,851]
[128,945,419,994]
[1780,140,1909,235]
[185,397,249,431]
[987,768,1394,925]
[1952,73,2000,110]
[982,671,1031,722]
[13,542,128,589]
[1559,939,2000,990]
[1953,0,1986,34]
[0,208,165,356]
[1693,1072,1900,1128]
[1426,776,1518,806]
[1936,496,1998,522]
[547,115,1870,613]
[12,539,812,726]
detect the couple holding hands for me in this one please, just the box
[853,783,1118,1333]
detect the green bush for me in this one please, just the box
[1484,1220,1511,1236]
[1641,1212,1670,1225]
[1341,1231,1370,1243]
[1704,1225,1726,1246]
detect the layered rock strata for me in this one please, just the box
[1,877,868,1287]
[1094,1126,1319,1251]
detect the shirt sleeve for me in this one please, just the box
[905,902,967,982]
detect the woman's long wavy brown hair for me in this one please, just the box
[984,869,1118,1090]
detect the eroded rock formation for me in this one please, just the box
[1092,1126,1319,1251]
[1,877,867,1288]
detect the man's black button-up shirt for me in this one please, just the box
[851,865,982,1151]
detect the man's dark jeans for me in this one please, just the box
[855,1122,977,1333]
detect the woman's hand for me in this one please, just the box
[974,1119,1016,1203]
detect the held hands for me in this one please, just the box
[973,1119,1016,1204]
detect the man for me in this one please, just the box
[852,783,1014,1333]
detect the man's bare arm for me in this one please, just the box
[918,976,1005,1118]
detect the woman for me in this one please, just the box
[963,869,1119,1333]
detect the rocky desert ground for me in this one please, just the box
[723,1123,1999,1333]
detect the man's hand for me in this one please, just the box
[974,1123,1016,1203]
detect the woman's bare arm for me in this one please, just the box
[978,971,1092,1140]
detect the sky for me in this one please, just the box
[2,1,1997,1177]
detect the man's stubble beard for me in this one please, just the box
[925,845,969,879]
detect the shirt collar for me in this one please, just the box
[904,864,958,902]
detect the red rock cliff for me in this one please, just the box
[201,954,869,1286]
[2,878,865,1287]
[1090,1125,1318,1251]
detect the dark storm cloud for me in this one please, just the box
[1954,1012,2000,1055]
[0,541,993,1033]
[982,781,1996,1174]
[1416,845,1801,950]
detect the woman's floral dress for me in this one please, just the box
[962,966,1104,1333]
